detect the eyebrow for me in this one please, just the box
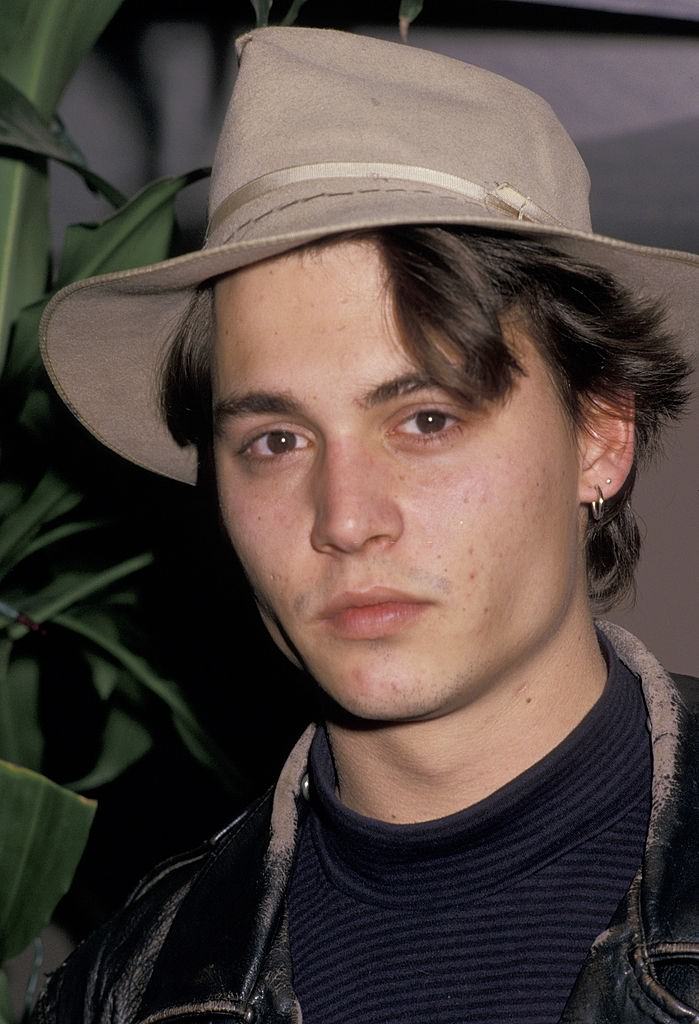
[213,373,438,434]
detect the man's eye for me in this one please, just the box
[246,430,309,457]
[399,410,455,435]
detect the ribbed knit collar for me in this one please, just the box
[305,630,651,906]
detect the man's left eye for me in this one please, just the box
[400,410,454,435]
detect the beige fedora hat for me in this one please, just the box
[40,25,698,485]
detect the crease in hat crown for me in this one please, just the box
[204,25,593,247]
[38,24,699,487]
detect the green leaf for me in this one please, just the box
[0,0,125,378]
[0,151,49,381]
[0,758,95,962]
[56,168,210,287]
[0,75,125,208]
[2,294,45,392]
[16,385,53,441]
[280,0,309,26]
[0,471,82,579]
[0,640,43,771]
[399,0,424,41]
[22,518,109,560]
[250,0,273,27]
[4,166,205,393]
[83,649,122,701]
[1,0,126,121]
[4,552,154,639]
[66,705,152,791]
[53,612,246,793]
[0,470,82,581]
[0,480,26,522]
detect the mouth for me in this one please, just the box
[318,588,431,640]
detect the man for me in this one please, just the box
[36,24,698,1024]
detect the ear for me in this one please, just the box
[577,395,635,506]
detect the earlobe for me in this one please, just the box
[578,399,635,507]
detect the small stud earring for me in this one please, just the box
[591,485,605,522]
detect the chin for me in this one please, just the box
[317,668,445,726]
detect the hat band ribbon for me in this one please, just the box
[207,162,561,236]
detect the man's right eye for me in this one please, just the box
[243,430,310,458]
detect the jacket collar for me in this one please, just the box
[561,622,699,1020]
[597,621,699,949]
[136,621,698,1023]
[136,725,313,1024]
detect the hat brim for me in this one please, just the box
[40,186,699,485]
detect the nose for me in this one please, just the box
[310,441,404,555]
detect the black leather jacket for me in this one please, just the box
[34,621,699,1024]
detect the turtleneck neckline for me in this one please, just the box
[304,629,650,905]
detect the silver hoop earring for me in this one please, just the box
[591,485,605,522]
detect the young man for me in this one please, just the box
[37,25,698,1024]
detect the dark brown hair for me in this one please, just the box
[159,226,693,611]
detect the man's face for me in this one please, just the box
[212,240,589,724]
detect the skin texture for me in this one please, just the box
[212,240,635,823]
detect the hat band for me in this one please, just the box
[207,162,562,237]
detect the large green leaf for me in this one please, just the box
[0,151,49,380]
[3,553,154,640]
[22,518,109,561]
[66,705,152,792]
[0,0,124,378]
[54,611,246,793]
[3,167,206,402]
[56,168,210,287]
[0,639,43,772]
[1,295,46,394]
[0,759,95,962]
[83,649,122,701]
[0,75,125,207]
[1,0,125,120]
[0,470,82,582]
[0,481,26,523]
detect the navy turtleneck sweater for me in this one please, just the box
[287,630,652,1024]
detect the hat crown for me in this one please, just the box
[208,26,592,237]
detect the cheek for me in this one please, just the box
[409,440,578,582]
[216,470,304,595]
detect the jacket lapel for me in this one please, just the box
[135,726,315,1024]
[562,620,699,1021]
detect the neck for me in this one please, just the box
[325,611,608,824]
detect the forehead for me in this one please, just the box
[212,239,409,386]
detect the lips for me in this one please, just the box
[318,588,430,640]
